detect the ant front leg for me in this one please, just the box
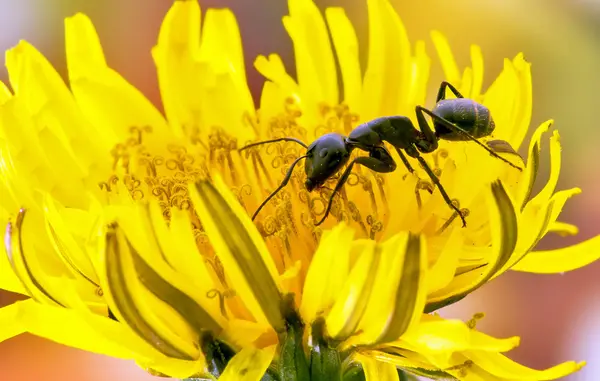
[437,81,465,102]
[314,146,396,226]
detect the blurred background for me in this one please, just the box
[1,0,599,380]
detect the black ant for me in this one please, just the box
[240,81,522,227]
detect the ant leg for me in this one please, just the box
[414,154,467,227]
[417,107,522,171]
[393,147,415,173]
[437,81,465,102]
[314,146,396,226]
[251,155,307,220]
[413,106,439,153]
[239,137,308,152]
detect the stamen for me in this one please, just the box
[415,179,434,209]
[206,288,237,319]
[204,256,229,289]
[435,204,470,235]
[347,202,368,236]
[432,148,449,169]
[366,215,383,240]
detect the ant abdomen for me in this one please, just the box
[432,98,495,140]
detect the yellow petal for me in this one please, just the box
[65,13,169,142]
[0,300,25,342]
[361,0,411,120]
[151,205,222,301]
[358,354,400,381]
[430,30,461,86]
[427,229,461,294]
[359,349,450,378]
[198,8,256,142]
[4,41,100,206]
[528,130,562,206]
[426,181,518,312]
[285,0,338,106]
[400,316,519,354]
[151,0,202,138]
[5,209,79,307]
[222,319,269,350]
[102,225,201,360]
[219,346,276,381]
[506,53,533,150]
[512,234,600,273]
[300,222,354,323]
[482,58,516,127]
[548,221,578,236]
[1,299,148,360]
[0,80,12,104]
[326,240,380,340]
[189,176,284,332]
[6,299,203,378]
[353,233,428,345]
[325,7,361,111]
[254,54,301,102]
[42,193,100,287]
[516,120,553,210]
[199,9,246,83]
[460,67,474,98]
[406,40,431,110]
[505,187,582,273]
[5,38,110,171]
[470,45,485,99]
[0,218,27,295]
[465,350,584,380]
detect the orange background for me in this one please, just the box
[1,0,599,380]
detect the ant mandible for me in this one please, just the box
[240,81,522,227]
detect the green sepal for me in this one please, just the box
[342,363,366,381]
[310,318,342,381]
[200,333,236,378]
[261,367,282,381]
[278,294,311,381]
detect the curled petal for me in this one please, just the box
[189,176,284,332]
[426,181,518,312]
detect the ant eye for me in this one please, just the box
[319,148,328,158]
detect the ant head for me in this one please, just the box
[304,133,350,192]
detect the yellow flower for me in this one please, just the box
[0,0,598,380]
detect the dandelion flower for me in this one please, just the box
[1,0,598,380]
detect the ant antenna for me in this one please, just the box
[251,155,308,220]
[239,137,308,152]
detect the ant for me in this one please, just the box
[240,81,522,227]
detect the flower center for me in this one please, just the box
[98,100,474,283]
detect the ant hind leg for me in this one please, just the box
[414,154,467,227]
[437,81,465,102]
